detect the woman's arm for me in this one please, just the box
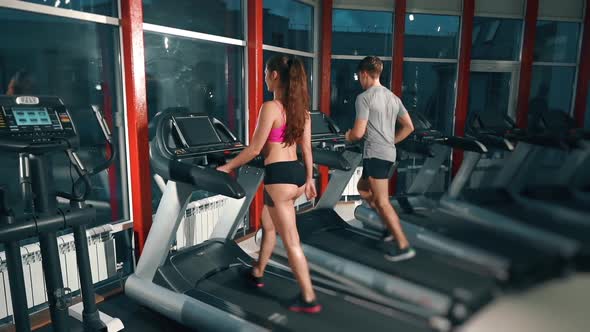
[300,113,317,199]
[218,103,274,172]
[300,113,314,180]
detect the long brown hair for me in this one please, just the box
[266,55,309,146]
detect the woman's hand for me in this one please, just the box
[305,179,317,200]
[217,164,232,174]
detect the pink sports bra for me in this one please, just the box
[267,100,286,143]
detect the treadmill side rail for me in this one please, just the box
[125,275,265,332]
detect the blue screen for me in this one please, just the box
[13,107,52,126]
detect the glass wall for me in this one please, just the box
[263,0,314,52]
[399,12,460,193]
[0,7,128,223]
[262,0,316,107]
[403,13,460,135]
[332,9,392,56]
[20,0,117,16]
[331,8,391,131]
[471,17,523,61]
[143,1,246,208]
[529,21,581,120]
[144,0,243,39]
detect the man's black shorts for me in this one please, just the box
[361,158,397,180]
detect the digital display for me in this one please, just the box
[174,116,222,147]
[13,107,52,126]
[311,112,332,135]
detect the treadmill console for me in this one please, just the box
[0,96,77,145]
[167,113,244,160]
[309,111,347,152]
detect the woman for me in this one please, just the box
[217,55,320,313]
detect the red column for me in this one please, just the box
[452,0,475,175]
[389,0,406,195]
[573,0,590,127]
[248,0,264,230]
[391,0,406,96]
[319,0,333,195]
[121,0,151,254]
[516,0,539,128]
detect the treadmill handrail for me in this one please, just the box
[310,148,352,170]
[150,111,245,199]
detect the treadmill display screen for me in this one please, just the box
[311,112,332,135]
[174,116,221,147]
[13,107,52,126]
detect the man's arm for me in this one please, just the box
[346,94,369,142]
[345,119,368,142]
[395,112,414,144]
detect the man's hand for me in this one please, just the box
[345,129,352,142]
[216,164,232,173]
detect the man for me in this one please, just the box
[345,56,415,261]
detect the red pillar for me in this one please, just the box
[248,0,264,230]
[121,0,152,254]
[452,0,475,175]
[390,0,406,195]
[516,0,539,128]
[319,0,333,195]
[573,0,590,127]
[391,0,406,96]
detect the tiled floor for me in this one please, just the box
[239,201,590,332]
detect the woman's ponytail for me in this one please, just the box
[284,57,309,145]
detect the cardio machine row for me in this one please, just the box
[126,105,588,332]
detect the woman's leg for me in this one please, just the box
[265,184,316,302]
[253,204,276,277]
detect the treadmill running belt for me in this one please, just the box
[190,266,432,332]
[399,211,564,284]
[297,210,494,310]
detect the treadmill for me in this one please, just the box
[505,112,590,223]
[273,111,496,326]
[354,112,567,287]
[440,111,589,269]
[125,110,436,332]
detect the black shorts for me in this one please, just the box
[264,161,306,206]
[361,158,396,180]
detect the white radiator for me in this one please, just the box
[0,225,117,321]
[342,167,363,200]
[176,195,228,250]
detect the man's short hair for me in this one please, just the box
[357,56,383,78]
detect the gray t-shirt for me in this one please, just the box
[355,85,408,162]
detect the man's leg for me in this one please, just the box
[357,178,376,209]
[368,177,409,249]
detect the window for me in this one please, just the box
[143,0,243,39]
[471,17,522,61]
[263,0,314,52]
[19,0,117,16]
[534,21,580,63]
[529,65,576,114]
[330,59,391,131]
[144,34,245,140]
[402,62,457,135]
[404,14,460,59]
[263,51,313,105]
[0,8,128,222]
[332,9,392,56]
[529,19,580,118]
